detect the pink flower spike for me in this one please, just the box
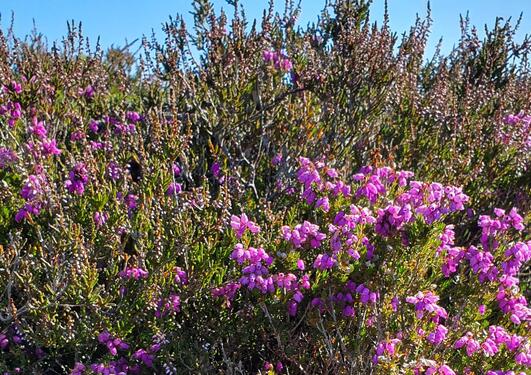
[230,213,260,238]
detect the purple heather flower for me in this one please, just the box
[299,274,311,289]
[97,331,111,344]
[481,338,499,357]
[262,50,274,63]
[282,221,326,249]
[113,122,136,135]
[278,58,292,72]
[65,162,89,195]
[174,267,188,285]
[478,208,524,251]
[21,174,45,200]
[263,50,293,72]
[232,244,275,294]
[375,204,413,237]
[311,297,324,311]
[94,211,109,228]
[466,246,498,283]
[9,81,22,94]
[211,162,221,178]
[230,213,260,238]
[230,243,273,266]
[487,326,511,347]
[373,338,401,364]
[106,161,122,181]
[356,283,379,305]
[119,267,148,280]
[126,111,141,123]
[166,182,182,196]
[41,138,62,156]
[211,282,241,308]
[0,147,18,169]
[30,117,47,139]
[263,362,274,371]
[155,294,181,318]
[89,141,103,150]
[0,334,8,350]
[275,273,298,291]
[15,203,41,222]
[504,114,520,125]
[343,305,355,317]
[70,130,86,142]
[70,362,86,375]
[495,285,530,325]
[97,331,129,356]
[313,253,336,270]
[149,343,161,353]
[391,296,400,311]
[272,153,283,166]
[315,196,330,212]
[406,290,448,322]
[80,85,95,99]
[89,119,101,133]
[133,349,154,367]
[125,194,139,211]
[515,350,531,366]
[502,241,530,277]
[172,163,181,177]
[427,364,456,375]
[505,334,523,352]
[427,324,448,345]
[454,332,481,357]
[1,101,22,127]
[12,334,22,345]
[287,299,298,316]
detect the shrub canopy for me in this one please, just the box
[0,1,529,374]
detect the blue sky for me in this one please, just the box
[1,1,529,57]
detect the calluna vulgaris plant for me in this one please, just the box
[0,0,529,374]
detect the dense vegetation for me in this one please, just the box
[0,0,529,373]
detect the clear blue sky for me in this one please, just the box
[1,1,529,57]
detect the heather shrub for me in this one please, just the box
[143,0,530,212]
[0,0,529,374]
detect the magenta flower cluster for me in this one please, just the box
[16,173,47,222]
[0,147,18,169]
[119,267,149,280]
[373,337,401,364]
[263,50,293,72]
[500,112,531,153]
[97,331,129,356]
[230,213,261,238]
[94,211,109,228]
[65,162,89,195]
[281,221,326,249]
[154,294,181,318]
[231,243,274,293]
[221,214,313,316]
[297,156,351,206]
[406,291,448,322]
[0,99,22,127]
[132,343,160,368]
[212,156,529,374]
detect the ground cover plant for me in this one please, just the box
[0,0,530,373]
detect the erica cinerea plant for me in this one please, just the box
[0,0,529,373]
[210,156,529,373]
